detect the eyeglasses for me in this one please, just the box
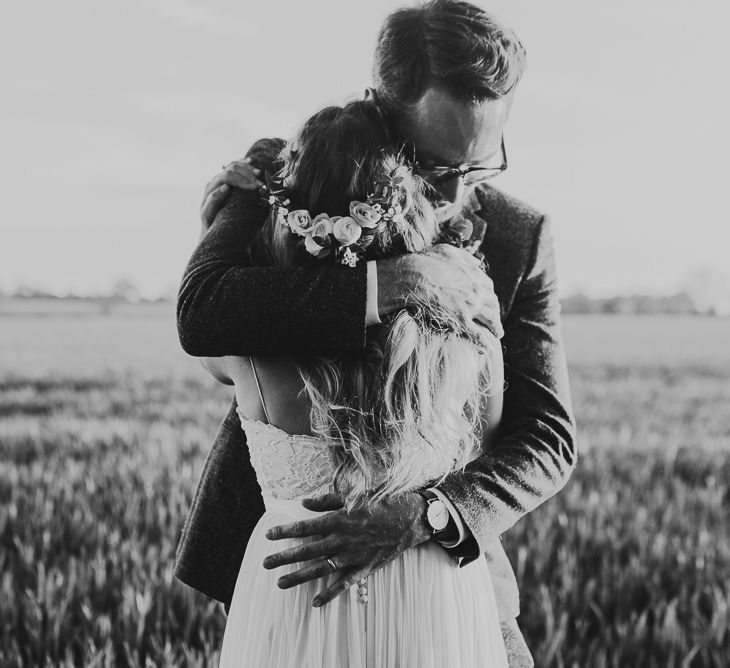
[415,137,508,187]
[364,89,508,186]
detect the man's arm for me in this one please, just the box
[437,215,577,558]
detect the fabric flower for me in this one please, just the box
[304,218,333,258]
[349,201,381,229]
[340,247,359,267]
[332,217,362,246]
[287,210,313,237]
[310,217,334,245]
[304,234,331,257]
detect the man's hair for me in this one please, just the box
[373,0,527,110]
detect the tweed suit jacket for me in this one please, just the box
[175,139,576,658]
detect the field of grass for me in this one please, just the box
[1,313,729,666]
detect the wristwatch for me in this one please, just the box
[419,489,450,538]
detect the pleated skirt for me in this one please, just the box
[219,497,508,667]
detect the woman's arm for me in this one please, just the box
[200,357,233,386]
[177,139,370,358]
[200,356,267,424]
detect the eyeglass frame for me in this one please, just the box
[364,88,508,186]
[414,137,508,186]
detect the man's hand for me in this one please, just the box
[200,158,263,233]
[377,244,503,345]
[263,492,431,607]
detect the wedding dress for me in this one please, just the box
[218,365,508,667]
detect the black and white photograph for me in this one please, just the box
[2,1,729,666]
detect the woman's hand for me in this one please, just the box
[200,158,264,233]
[263,492,431,607]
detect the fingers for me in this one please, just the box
[276,558,343,590]
[222,160,264,191]
[266,514,337,541]
[473,311,504,340]
[428,243,480,263]
[313,567,369,608]
[301,493,345,512]
[200,159,263,210]
[263,538,336,570]
[428,244,489,281]
[427,242,458,256]
[466,320,498,350]
[466,287,502,340]
[470,279,503,340]
[200,184,230,228]
[454,256,503,341]
[201,173,227,207]
[199,158,266,228]
[418,244,504,341]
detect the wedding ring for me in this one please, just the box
[326,557,337,572]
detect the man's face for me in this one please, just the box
[398,86,514,220]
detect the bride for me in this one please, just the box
[203,99,508,667]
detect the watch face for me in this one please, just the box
[427,499,449,532]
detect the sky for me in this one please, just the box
[2,0,729,299]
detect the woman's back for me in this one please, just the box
[223,354,314,435]
[222,353,499,502]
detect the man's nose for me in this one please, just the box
[435,175,465,204]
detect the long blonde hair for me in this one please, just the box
[256,100,494,509]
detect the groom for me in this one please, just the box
[176,1,575,665]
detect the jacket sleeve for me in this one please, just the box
[437,216,577,560]
[177,140,369,357]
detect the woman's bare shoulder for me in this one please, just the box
[230,356,312,434]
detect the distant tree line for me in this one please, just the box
[2,279,172,304]
[1,284,725,316]
[560,292,716,315]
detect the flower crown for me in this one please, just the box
[261,171,407,267]
[261,168,487,270]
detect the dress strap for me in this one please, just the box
[249,357,271,424]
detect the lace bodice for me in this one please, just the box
[239,415,337,502]
[239,412,480,508]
